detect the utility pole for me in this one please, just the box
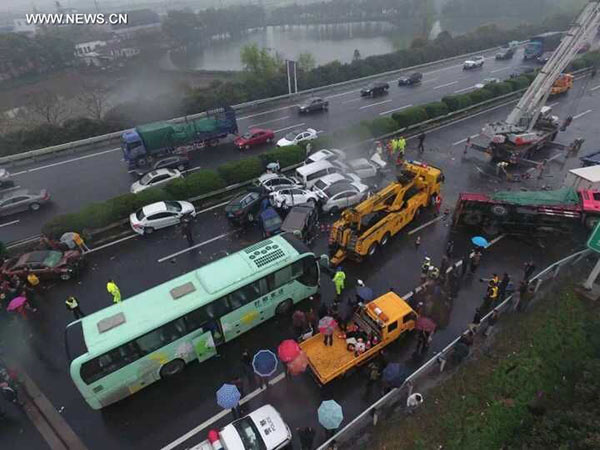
[286,60,292,96]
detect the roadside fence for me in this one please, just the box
[318,247,595,449]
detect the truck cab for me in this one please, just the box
[300,292,417,385]
[121,130,147,168]
[191,405,291,450]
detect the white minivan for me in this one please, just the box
[295,160,360,189]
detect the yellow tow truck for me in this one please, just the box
[328,161,443,265]
[299,292,417,385]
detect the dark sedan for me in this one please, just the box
[298,97,329,113]
[360,81,389,97]
[1,250,83,281]
[133,155,190,177]
[225,190,267,225]
[398,72,423,86]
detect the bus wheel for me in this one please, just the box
[160,359,185,378]
[380,232,391,246]
[276,299,293,316]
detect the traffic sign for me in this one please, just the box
[586,221,600,252]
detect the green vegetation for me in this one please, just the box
[373,288,600,449]
[40,145,306,238]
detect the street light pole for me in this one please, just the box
[285,60,292,96]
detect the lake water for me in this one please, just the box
[167,22,408,72]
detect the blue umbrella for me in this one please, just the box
[382,363,409,387]
[216,383,241,409]
[252,350,278,377]
[471,236,489,248]
[357,286,374,302]
[318,400,344,430]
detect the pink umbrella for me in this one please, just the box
[278,339,301,363]
[318,316,338,335]
[415,316,436,333]
[287,351,309,375]
[7,296,27,312]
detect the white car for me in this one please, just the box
[463,56,485,70]
[311,173,362,192]
[270,187,320,209]
[315,181,369,213]
[276,128,318,147]
[304,148,345,165]
[129,200,196,235]
[130,168,182,194]
[257,173,303,192]
[191,405,291,450]
[475,77,500,89]
[334,157,383,179]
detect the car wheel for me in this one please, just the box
[245,144,251,150]
[367,243,378,257]
[267,137,273,143]
[329,206,340,215]
[247,213,255,223]
[60,272,72,281]
[275,299,293,316]
[177,164,186,171]
[159,359,186,378]
[29,202,41,211]
[144,227,154,235]
[380,232,391,246]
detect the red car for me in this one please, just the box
[1,250,83,281]
[233,128,275,150]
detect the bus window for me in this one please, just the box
[267,266,292,291]
[298,257,318,286]
[229,282,262,309]
[205,297,230,319]
[81,345,137,384]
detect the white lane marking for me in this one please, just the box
[421,77,439,84]
[0,219,19,228]
[573,109,593,119]
[182,166,203,174]
[237,105,293,121]
[379,104,413,116]
[326,89,361,99]
[274,123,305,133]
[454,85,476,94]
[590,84,600,92]
[452,133,480,146]
[87,234,138,253]
[342,98,362,104]
[157,231,234,263]
[490,67,512,74]
[548,102,559,107]
[489,234,505,246]
[359,99,392,110]
[425,63,464,75]
[161,372,286,450]
[0,185,21,193]
[433,81,458,90]
[407,216,444,235]
[11,147,121,176]
[248,116,290,127]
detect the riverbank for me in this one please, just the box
[372,287,600,449]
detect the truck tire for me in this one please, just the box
[491,205,508,217]
[462,211,483,225]
[380,232,391,246]
[482,222,500,237]
[585,215,600,230]
[160,359,185,378]
[367,242,378,257]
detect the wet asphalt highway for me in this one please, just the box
[2,69,600,449]
[0,47,536,243]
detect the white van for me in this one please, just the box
[296,160,351,189]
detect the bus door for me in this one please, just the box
[192,331,217,363]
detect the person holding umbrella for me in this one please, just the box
[319,316,337,346]
[318,400,344,437]
[216,383,242,419]
[252,350,278,389]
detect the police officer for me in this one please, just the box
[66,296,85,319]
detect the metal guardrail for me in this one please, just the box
[317,247,594,449]
[0,44,516,166]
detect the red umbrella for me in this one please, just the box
[278,339,301,363]
[415,316,436,333]
[287,351,309,375]
[7,296,27,312]
[318,316,338,335]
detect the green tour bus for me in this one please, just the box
[65,235,321,409]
